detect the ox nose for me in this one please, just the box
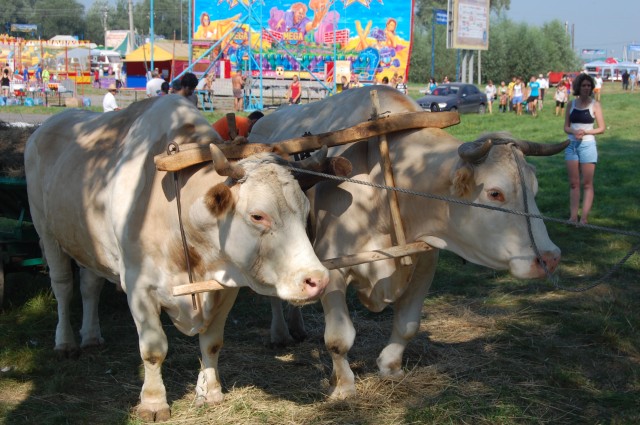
[302,270,329,299]
[535,251,561,274]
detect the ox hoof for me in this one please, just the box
[54,344,81,359]
[194,390,224,407]
[80,336,105,349]
[289,328,308,342]
[379,368,405,381]
[328,384,356,400]
[267,339,294,349]
[137,403,171,422]
[267,333,295,349]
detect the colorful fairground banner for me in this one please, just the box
[192,0,414,83]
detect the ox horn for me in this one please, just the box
[513,139,570,156]
[457,139,493,163]
[209,143,246,180]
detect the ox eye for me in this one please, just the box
[487,189,505,202]
[249,211,272,229]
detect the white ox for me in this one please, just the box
[249,85,565,398]
[25,95,329,421]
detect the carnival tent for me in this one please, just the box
[55,47,91,71]
[124,41,189,68]
[584,60,640,78]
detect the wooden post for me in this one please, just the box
[370,90,412,266]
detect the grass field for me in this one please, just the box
[0,82,639,424]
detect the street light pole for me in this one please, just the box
[150,0,154,71]
[430,9,436,80]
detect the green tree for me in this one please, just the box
[134,0,186,40]
[0,0,33,31]
[85,0,110,45]
[410,0,512,83]
[32,0,85,39]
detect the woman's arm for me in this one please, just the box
[590,102,606,135]
[564,100,578,137]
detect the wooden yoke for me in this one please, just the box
[226,112,238,140]
[370,90,412,267]
[154,111,460,172]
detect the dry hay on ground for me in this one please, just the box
[0,121,37,178]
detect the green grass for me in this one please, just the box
[1,83,639,424]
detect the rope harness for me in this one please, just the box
[167,142,199,309]
[287,147,640,292]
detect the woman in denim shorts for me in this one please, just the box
[563,73,605,224]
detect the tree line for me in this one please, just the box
[2,0,188,46]
[410,3,582,85]
[1,0,581,84]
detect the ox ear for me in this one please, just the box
[204,183,235,216]
[290,146,353,191]
[451,162,475,198]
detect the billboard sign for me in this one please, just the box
[447,0,489,50]
[435,9,448,25]
[581,49,606,55]
[192,0,415,82]
[10,24,38,33]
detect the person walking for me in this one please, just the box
[498,81,508,112]
[621,70,629,90]
[1,69,10,97]
[232,72,245,111]
[538,73,548,110]
[395,75,407,94]
[512,77,525,116]
[563,73,605,224]
[554,80,567,116]
[484,80,496,114]
[287,75,301,104]
[527,75,540,117]
[594,74,603,101]
[507,76,516,112]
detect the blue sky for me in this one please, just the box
[503,0,640,59]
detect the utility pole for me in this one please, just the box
[128,0,135,54]
[102,6,108,46]
[150,0,154,71]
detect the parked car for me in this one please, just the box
[416,83,486,114]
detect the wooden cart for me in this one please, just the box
[0,176,44,306]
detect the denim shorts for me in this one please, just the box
[565,140,598,163]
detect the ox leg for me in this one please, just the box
[322,276,356,399]
[287,304,307,342]
[127,287,170,422]
[41,236,78,357]
[196,288,240,406]
[269,296,294,347]
[377,252,437,380]
[79,268,105,348]
[268,297,307,347]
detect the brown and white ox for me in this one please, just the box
[249,85,565,399]
[25,95,329,421]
